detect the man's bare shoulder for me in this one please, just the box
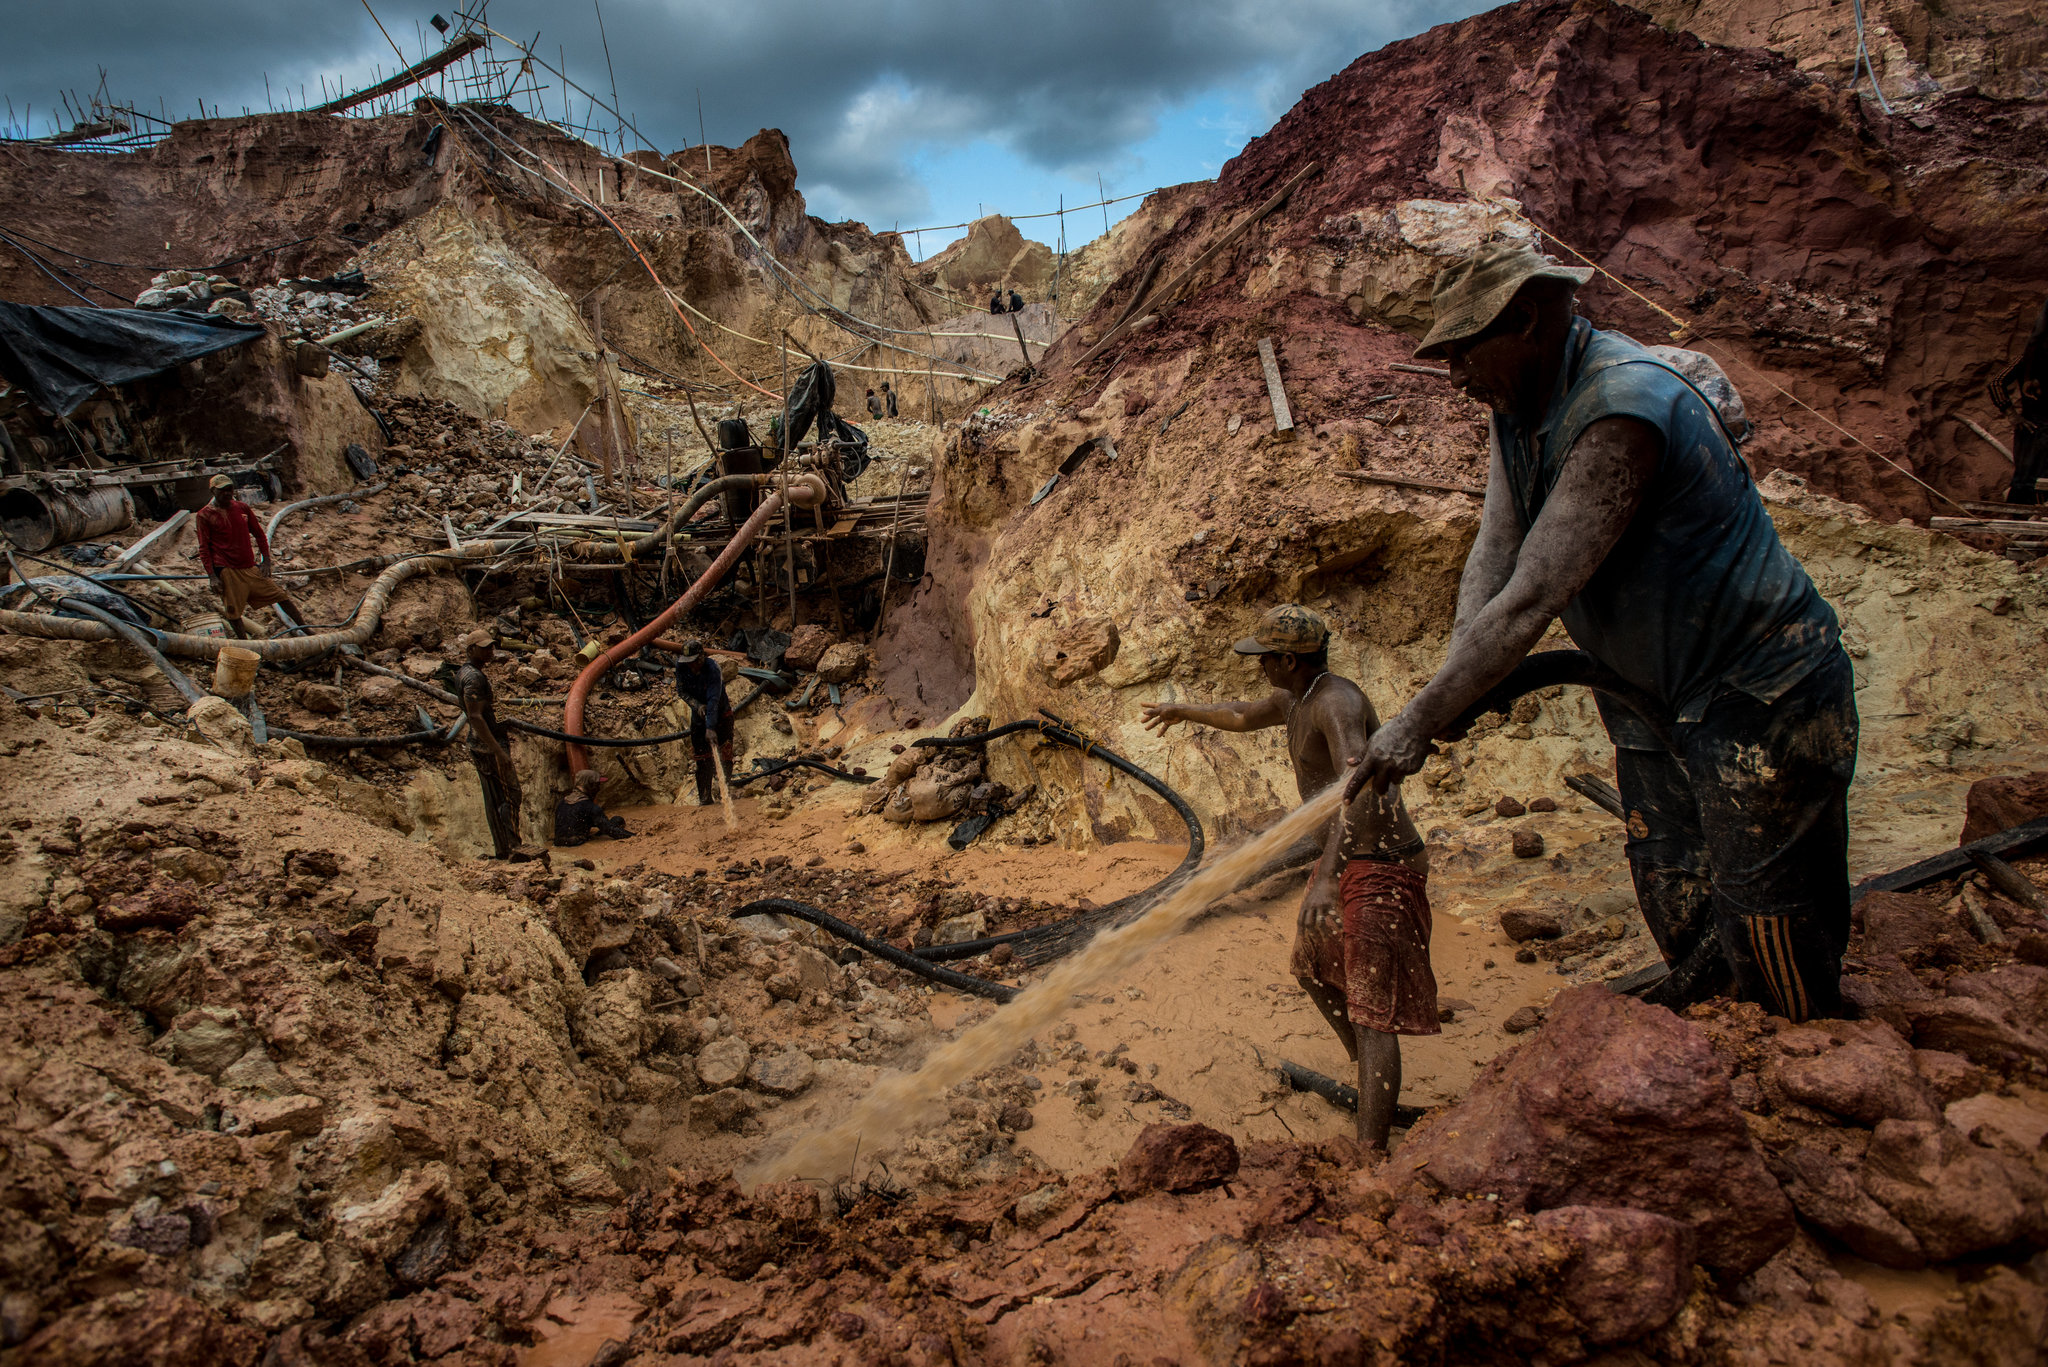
[1308,672,1369,714]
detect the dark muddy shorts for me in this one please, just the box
[1614,646,1858,1021]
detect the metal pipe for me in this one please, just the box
[0,538,525,662]
[0,484,135,552]
[266,483,388,543]
[54,597,208,708]
[561,474,829,771]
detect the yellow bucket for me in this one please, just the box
[212,646,260,698]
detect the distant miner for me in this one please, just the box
[457,629,524,860]
[881,380,898,417]
[554,769,630,846]
[866,386,885,418]
[1348,242,1856,1023]
[672,638,734,806]
[195,473,305,637]
[1992,294,2047,505]
[1143,605,1434,1151]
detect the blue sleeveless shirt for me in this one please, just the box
[1496,319,1840,748]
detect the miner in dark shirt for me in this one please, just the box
[554,769,630,845]
[1992,295,2048,505]
[673,639,734,806]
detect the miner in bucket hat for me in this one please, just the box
[1143,604,1435,1154]
[1346,236,1858,1029]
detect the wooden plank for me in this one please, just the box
[1958,415,2013,462]
[1851,815,2048,903]
[1391,363,1450,378]
[502,512,660,532]
[1257,338,1294,434]
[1956,500,2048,519]
[1565,773,1626,820]
[309,33,487,115]
[1336,470,1482,498]
[1931,517,2048,535]
[110,510,190,572]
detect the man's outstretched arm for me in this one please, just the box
[1350,416,1660,795]
[1141,692,1287,734]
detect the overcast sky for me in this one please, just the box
[2,0,1488,257]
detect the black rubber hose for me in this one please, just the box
[730,757,877,787]
[503,718,698,746]
[1279,1061,1426,1128]
[56,598,209,708]
[269,724,453,749]
[906,714,1206,962]
[735,897,1017,1002]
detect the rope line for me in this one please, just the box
[1495,200,1967,513]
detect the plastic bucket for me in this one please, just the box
[212,647,260,698]
[181,612,231,640]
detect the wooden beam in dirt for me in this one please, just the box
[1008,312,1034,373]
[1957,415,2014,462]
[1955,500,2048,519]
[111,510,190,571]
[1391,363,1450,378]
[1931,517,2048,536]
[1257,338,1294,437]
[309,33,488,115]
[1851,815,2048,903]
[1335,470,1482,498]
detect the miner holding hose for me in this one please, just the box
[1346,242,1856,1023]
[1143,605,1433,1152]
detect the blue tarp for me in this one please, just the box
[0,301,267,417]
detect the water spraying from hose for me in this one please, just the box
[744,778,1347,1187]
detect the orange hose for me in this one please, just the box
[562,474,828,770]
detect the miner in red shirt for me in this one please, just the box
[195,474,305,637]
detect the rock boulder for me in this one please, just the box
[815,642,866,684]
[1038,618,1120,686]
[1960,771,2048,844]
[1861,1119,2036,1263]
[1769,1023,1942,1125]
[1534,1205,1695,1345]
[746,1049,816,1098]
[295,683,346,714]
[1119,1122,1240,1195]
[1500,908,1563,942]
[782,624,837,672]
[1399,986,1793,1277]
[695,1036,752,1089]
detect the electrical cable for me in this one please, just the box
[0,228,134,304]
[0,232,102,306]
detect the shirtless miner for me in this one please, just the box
[1141,604,1434,1151]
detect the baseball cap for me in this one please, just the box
[1233,604,1329,656]
[674,638,706,663]
[208,474,235,489]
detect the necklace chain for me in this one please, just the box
[1285,670,1330,725]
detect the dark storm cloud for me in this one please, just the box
[2,0,1479,224]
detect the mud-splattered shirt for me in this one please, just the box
[1495,318,1840,747]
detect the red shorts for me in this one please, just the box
[1289,859,1439,1036]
